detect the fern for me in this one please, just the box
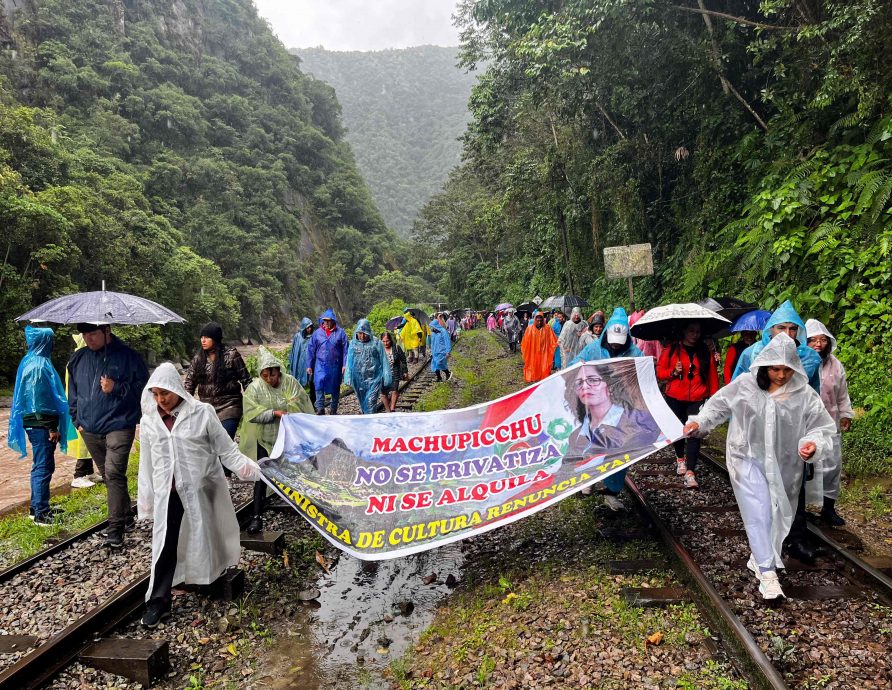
[855,169,890,218]
[829,111,863,136]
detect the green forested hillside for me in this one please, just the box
[410,0,892,462]
[296,46,477,237]
[0,0,399,379]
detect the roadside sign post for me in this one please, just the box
[603,243,654,312]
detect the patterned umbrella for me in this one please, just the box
[539,295,589,310]
[630,303,730,341]
[495,302,513,312]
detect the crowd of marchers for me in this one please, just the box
[6,306,456,627]
[500,299,852,602]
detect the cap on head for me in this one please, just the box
[76,322,103,334]
[606,323,629,344]
[200,322,223,343]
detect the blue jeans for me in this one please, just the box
[315,386,340,414]
[25,428,56,517]
[220,417,240,439]
[603,468,627,495]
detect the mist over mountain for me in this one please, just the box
[296,46,477,237]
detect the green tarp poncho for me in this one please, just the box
[238,347,313,460]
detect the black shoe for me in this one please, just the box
[821,507,846,527]
[106,531,124,549]
[31,512,56,526]
[786,539,816,565]
[315,408,325,416]
[103,517,136,536]
[328,409,337,416]
[445,371,452,380]
[435,373,442,382]
[141,601,171,628]
[247,515,263,535]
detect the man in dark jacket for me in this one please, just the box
[68,323,148,548]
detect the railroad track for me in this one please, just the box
[337,355,433,415]
[625,448,892,689]
[0,484,255,689]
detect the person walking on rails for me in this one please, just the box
[67,323,148,548]
[684,334,835,601]
[137,363,263,627]
[306,308,348,415]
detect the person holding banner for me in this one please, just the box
[307,308,349,415]
[345,319,392,414]
[239,347,313,533]
[137,363,263,627]
[520,312,559,383]
[684,334,835,601]
[430,314,453,381]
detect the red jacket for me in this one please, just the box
[723,341,747,385]
[657,344,719,402]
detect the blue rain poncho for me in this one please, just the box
[569,307,644,366]
[8,326,71,457]
[551,319,562,369]
[430,321,452,372]
[345,319,392,414]
[307,308,349,395]
[731,300,821,393]
[288,317,314,385]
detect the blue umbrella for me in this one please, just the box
[730,310,771,333]
[16,284,185,325]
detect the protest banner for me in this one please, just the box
[260,358,682,560]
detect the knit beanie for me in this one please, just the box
[200,322,223,343]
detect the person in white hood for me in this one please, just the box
[137,363,263,627]
[805,319,854,526]
[683,334,835,601]
[558,307,588,366]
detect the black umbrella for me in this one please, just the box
[697,297,757,322]
[539,295,589,311]
[404,308,430,326]
[515,301,539,313]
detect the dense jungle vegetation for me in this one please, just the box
[409,0,892,463]
[0,0,401,378]
[296,46,477,237]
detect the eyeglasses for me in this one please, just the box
[575,376,606,389]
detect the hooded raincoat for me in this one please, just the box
[688,334,835,570]
[345,319,392,414]
[569,308,644,366]
[239,348,314,459]
[804,319,854,501]
[306,308,348,395]
[9,327,71,457]
[430,320,452,372]
[550,318,563,369]
[502,312,521,345]
[486,314,497,331]
[288,317,314,386]
[558,307,589,366]
[137,364,262,600]
[399,314,424,352]
[731,300,821,393]
[520,318,559,383]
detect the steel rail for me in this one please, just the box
[0,498,254,690]
[624,474,789,690]
[698,449,892,601]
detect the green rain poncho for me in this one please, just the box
[238,347,313,459]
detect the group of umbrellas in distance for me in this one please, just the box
[490,295,769,342]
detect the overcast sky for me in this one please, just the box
[253,0,461,51]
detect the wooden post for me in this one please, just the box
[628,277,635,312]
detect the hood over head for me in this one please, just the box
[142,362,190,414]
[750,332,807,380]
[570,307,582,320]
[589,310,605,325]
[319,308,339,326]
[762,300,806,345]
[25,326,55,358]
[354,318,373,339]
[604,307,630,345]
[805,318,837,353]
[299,317,313,332]
[256,346,282,372]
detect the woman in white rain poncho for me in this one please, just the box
[684,334,835,600]
[239,347,313,533]
[137,363,262,627]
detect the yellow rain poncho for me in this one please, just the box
[238,348,313,460]
[399,314,424,351]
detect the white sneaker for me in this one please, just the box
[604,495,624,512]
[580,486,592,496]
[71,477,95,489]
[746,555,759,577]
[758,571,786,600]
[88,473,105,483]
[675,458,687,475]
[683,471,699,489]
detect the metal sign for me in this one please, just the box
[603,243,654,279]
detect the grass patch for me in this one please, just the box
[0,445,141,567]
[838,478,892,518]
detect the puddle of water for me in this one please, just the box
[260,543,465,688]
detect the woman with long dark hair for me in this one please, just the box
[184,322,252,440]
[656,321,719,489]
[379,331,407,412]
